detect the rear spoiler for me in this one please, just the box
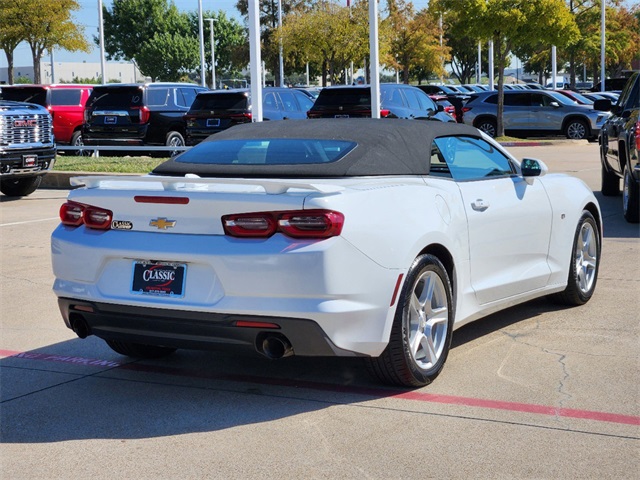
[69,174,345,195]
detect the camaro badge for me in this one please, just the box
[149,218,176,230]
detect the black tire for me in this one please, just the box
[565,119,589,140]
[475,118,497,137]
[0,176,42,197]
[166,131,185,157]
[368,254,454,387]
[70,130,92,157]
[623,167,640,223]
[105,339,176,359]
[601,164,620,196]
[550,211,600,306]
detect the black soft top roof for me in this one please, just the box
[152,118,482,178]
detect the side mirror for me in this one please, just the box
[549,101,560,108]
[593,99,612,111]
[437,104,444,112]
[521,158,548,179]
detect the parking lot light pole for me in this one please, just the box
[205,18,216,89]
[198,0,206,87]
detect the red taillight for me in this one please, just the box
[59,201,84,226]
[132,106,150,124]
[462,106,472,113]
[635,120,640,152]
[59,201,112,230]
[230,113,252,122]
[222,213,277,237]
[380,109,391,118]
[222,209,344,239]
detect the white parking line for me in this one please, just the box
[0,217,59,227]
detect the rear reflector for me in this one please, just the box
[234,320,280,329]
[390,274,404,307]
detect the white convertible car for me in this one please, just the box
[51,119,601,387]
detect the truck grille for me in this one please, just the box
[0,114,53,147]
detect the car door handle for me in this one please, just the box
[471,199,490,211]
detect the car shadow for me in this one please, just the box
[594,191,639,239]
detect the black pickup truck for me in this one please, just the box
[0,100,56,196]
[595,72,640,223]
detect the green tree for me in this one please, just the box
[433,3,485,84]
[384,0,446,84]
[101,0,197,81]
[137,32,198,82]
[236,0,311,86]
[1,0,89,83]
[439,0,579,137]
[280,1,371,86]
[0,1,24,85]
[186,10,248,87]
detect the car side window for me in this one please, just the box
[177,88,198,108]
[504,93,530,107]
[50,89,81,106]
[263,92,278,109]
[147,88,170,106]
[277,90,299,112]
[432,136,515,181]
[415,90,437,111]
[402,89,422,110]
[294,91,314,111]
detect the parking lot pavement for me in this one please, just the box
[1,142,638,479]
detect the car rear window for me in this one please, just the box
[0,87,47,107]
[190,93,249,111]
[313,89,370,107]
[174,139,356,165]
[87,87,143,109]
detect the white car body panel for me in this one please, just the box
[51,129,601,359]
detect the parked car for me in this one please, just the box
[595,71,640,223]
[52,119,602,387]
[82,82,208,150]
[462,90,610,140]
[307,84,454,122]
[184,87,314,145]
[591,78,630,93]
[0,100,55,196]
[415,84,469,123]
[555,89,594,105]
[0,84,92,147]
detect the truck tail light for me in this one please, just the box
[59,201,112,230]
[230,113,252,122]
[635,120,640,152]
[222,210,344,239]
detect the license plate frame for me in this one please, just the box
[23,154,37,167]
[206,118,221,127]
[131,261,186,297]
[334,114,350,118]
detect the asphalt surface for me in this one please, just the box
[1,141,638,479]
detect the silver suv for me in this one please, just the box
[462,90,610,140]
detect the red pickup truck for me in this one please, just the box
[0,84,92,147]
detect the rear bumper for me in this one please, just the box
[58,298,358,357]
[51,227,401,357]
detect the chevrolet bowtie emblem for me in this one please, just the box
[149,218,176,230]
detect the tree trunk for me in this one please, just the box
[6,51,14,85]
[30,44,44,84]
